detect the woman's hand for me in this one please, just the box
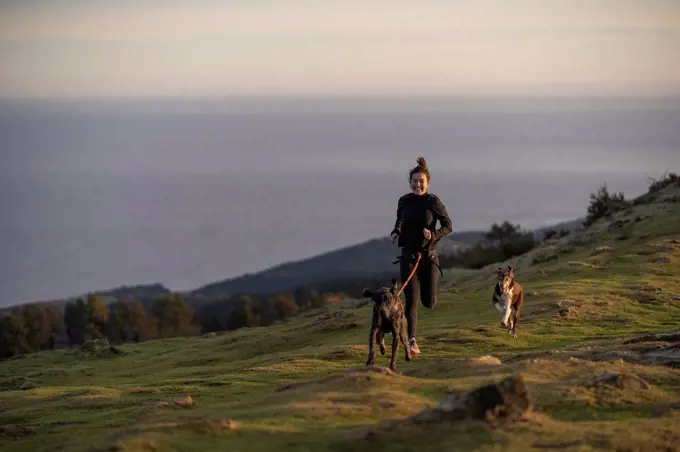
[423,229,432,241]
[391,233,399,243]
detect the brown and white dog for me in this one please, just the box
[492,266,524,338]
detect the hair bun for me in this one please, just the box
[416,157,428,169]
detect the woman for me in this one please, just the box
[390,157,452,356]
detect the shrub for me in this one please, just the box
[648,172,679,193]
[543,229,558,241]
[584,184,630,227]
[440,222,536,270]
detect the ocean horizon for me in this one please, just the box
[1,96,678,306]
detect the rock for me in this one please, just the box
[174,395,194,407]
[593,246,612,254]
[203,332,217,338]
[19,381,33,390]
[591,371,650,390]
[469,356,502,366]
[643,344,680,368]
[0,425,36,438]
[78,339,124,356]
[653,257,671,264]
[624,331,680,344]
[558,307,573,317]
[409,375,531,425]
[186,418,238,434]
[532,252,559,265]
[607,220,627,231]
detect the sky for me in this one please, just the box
[0,0,679,98]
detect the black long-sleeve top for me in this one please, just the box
[391,193,453,253]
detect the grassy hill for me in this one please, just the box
[1,185,679,451]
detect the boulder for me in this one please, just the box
[409,375,531,425]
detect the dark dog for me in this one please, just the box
[492,266,524,338]
[363,279,411,372]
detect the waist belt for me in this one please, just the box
[393,250,444,278]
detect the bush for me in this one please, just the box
[544,228,571,241]
[648,172,679,193]
[500,231,536,258]
[584,184,630,227]
[441,244,507,270]
[633,172,679,205]
[440,222,536,270]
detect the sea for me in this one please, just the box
[1,95,679,306]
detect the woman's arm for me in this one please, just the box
[431,196,452,241]
[391,195,406,238]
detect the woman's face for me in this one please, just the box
[410,172,429,195]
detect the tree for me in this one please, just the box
[86,294,109,339]
[0,304,59,356]
[226,295,259,330]
[293,286,321,310]
[109,299,155,343]
[0,318,11,358]
[484,221,521,246]
[151,293,198,338]
[129,300,156,342]
[64,299,88,347]
[2,311,28,354]
[19,304,53,352]
[272,294,299,320]
[584,184,629,227]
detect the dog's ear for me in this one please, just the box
[507,265,514,274]
[390,278,398,294]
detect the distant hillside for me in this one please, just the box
[530,218,585,239]
[88,283,171,304]
[188,221,584,299]
[189,232,484,299]
[3,220,583,311]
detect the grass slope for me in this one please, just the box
[2,187,680,452]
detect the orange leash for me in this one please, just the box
[396,252,422,298]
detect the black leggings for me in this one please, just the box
[399,249,440,339]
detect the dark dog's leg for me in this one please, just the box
[378,331,386,355]
[400,322,411,362]
[389,331,399,372]
[366,328,378,366]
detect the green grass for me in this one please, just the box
[2,186,680,451]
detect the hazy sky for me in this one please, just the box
[1,0,679,98]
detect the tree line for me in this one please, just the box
[0,287,339,360]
